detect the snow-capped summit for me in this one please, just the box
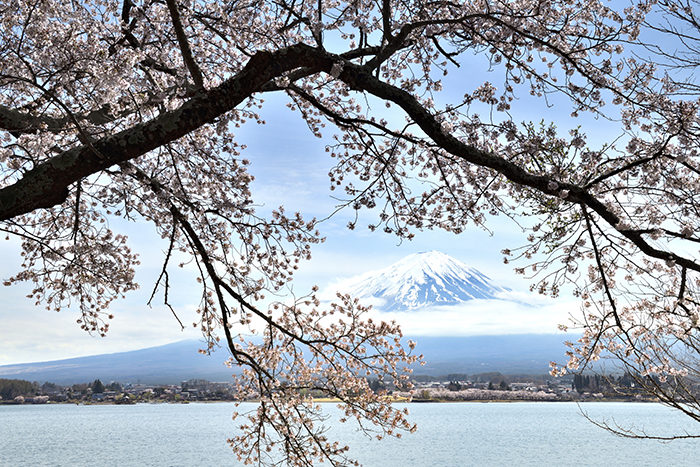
[341,250,510,311]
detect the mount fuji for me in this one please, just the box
[0,252,573,384]
[340,250,511,311]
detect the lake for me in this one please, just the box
[2,402,699,466]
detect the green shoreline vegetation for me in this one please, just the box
[0,372,658,405]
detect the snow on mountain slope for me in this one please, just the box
[340,251,510,311]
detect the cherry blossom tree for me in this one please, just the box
[3,0,700,461]
[550,0,700,438]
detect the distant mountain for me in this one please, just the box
[411,334,569,375]
[341,250,510,311]
[0,340,236,385]
[0,335,570,384]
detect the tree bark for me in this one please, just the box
[0,44,326,221]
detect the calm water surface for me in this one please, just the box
[1,402,699,466]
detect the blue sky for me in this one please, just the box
[0,56,608,366]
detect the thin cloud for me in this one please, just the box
[361,298,579,336]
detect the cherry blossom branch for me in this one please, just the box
[165,0,205,90]
[330,55,700,274]
[146,221,185,330]
[581,206,621,328]
[0,43,325,221]
[0,102,135,137]
[584,134,675,189]
[581,410,700,440]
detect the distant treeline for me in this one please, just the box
[0,378,34,399]
[411,372,569,384]
[0,378,106,400]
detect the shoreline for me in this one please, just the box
[0,396,657,406]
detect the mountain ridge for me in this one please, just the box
[0,340,237,385]
[0,335,569,384]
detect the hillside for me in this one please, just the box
[0,334,570,384]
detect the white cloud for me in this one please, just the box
[363,297,580,336]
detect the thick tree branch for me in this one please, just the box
[166,0,205,89]
[0,103,130,137]
[0,44,327,221]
